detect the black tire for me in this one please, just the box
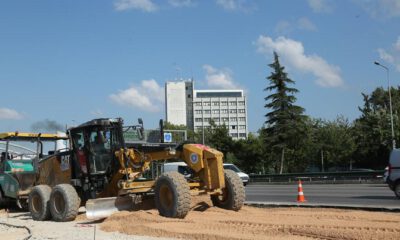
[394,183,400,199]
[0,189,8,208]
[211,169,245,211]
[155,172,191,218]
[49,184,81,222]
[29,185,52,221]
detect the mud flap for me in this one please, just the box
[85,196,134,220]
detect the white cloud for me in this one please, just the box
[168,0,195,7]
[215,0,255,12]
[275,17,317,34]
[378,48,395,63]
[356,0,400,19]
[275,21,292,35]
[377,36,400,72]
[256,35,344,88]
[114,0,158,12]
[307,0,333,13]
[0,108,23,120]
[203,65,239,89]
[216,0,237,10]
[297,17,317,31]
[110,79,164,112]
[395,36,400,51]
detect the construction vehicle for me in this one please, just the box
[28,118,245,221]
[0,132,68,209]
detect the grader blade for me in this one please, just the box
[85,196,134,220]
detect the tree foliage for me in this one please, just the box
[263,52,306,173]
[162,62,399,173]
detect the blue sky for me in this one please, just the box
[1,0,400,133]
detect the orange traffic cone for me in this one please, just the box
[297,180,306,202]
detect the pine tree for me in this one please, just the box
[264,52,305,173]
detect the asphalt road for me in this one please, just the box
[245,183,400,208]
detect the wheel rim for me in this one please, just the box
[53,192,65,214]
[159,184,174,210]
[31,194,42,214]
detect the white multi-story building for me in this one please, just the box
[165,81,248,140]
[192,89,248,140]
[165,81,193,127]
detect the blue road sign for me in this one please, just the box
[164,132,172,143]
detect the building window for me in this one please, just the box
[212,110,220,114]
[187,94,191,98]
[238,109,246,113]
[204,110,211,114]
[195,118,202,122]
[222,117,229,122]
[229,109,237,114]
[204,118,210,122]
[238,101,245,106]
[231,125,236,130]
[221,101,228,106]
[195,102,202,106]
[230,117,237,122]
[239,117,246,122]
[229,101,237,106]
[230,133,238,138]
[221,109,228,114]
[195,110,202,114]
[203,102,211,106]
[213,102,220,106]
[213,117,220,122]
[239,133,246,137]
[238,125,246,130]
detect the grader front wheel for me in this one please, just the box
[211,169,245,211]
[155,172,191,218]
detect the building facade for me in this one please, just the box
[165,81,248,140]
[165,81,193,127]
[192,90,248,140]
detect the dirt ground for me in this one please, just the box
[101,195,400,240]
[1,196,400,240]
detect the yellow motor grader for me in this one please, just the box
[29,118,245,221]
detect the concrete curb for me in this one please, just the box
[245,201,400,212]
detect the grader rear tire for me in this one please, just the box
[49,184,81,222]
[211,169,245,211]
[0,189,9,209]
[29,185,52,221]
[155,172,191,218]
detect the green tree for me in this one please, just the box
[353,87,400,169]
[231,133,266,174]
[263,52,306,173]
[205,121,234,157]
[313,116,356,171]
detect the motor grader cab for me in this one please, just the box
[0,132,68,209]
[28,118,245,222]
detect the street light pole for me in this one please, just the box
[374,61,396,149]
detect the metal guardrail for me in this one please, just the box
[249,170,385,183]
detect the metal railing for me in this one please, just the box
[249,170,385,183]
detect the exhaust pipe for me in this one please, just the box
[85,196,134,220]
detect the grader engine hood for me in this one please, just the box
[182,144,225,190]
